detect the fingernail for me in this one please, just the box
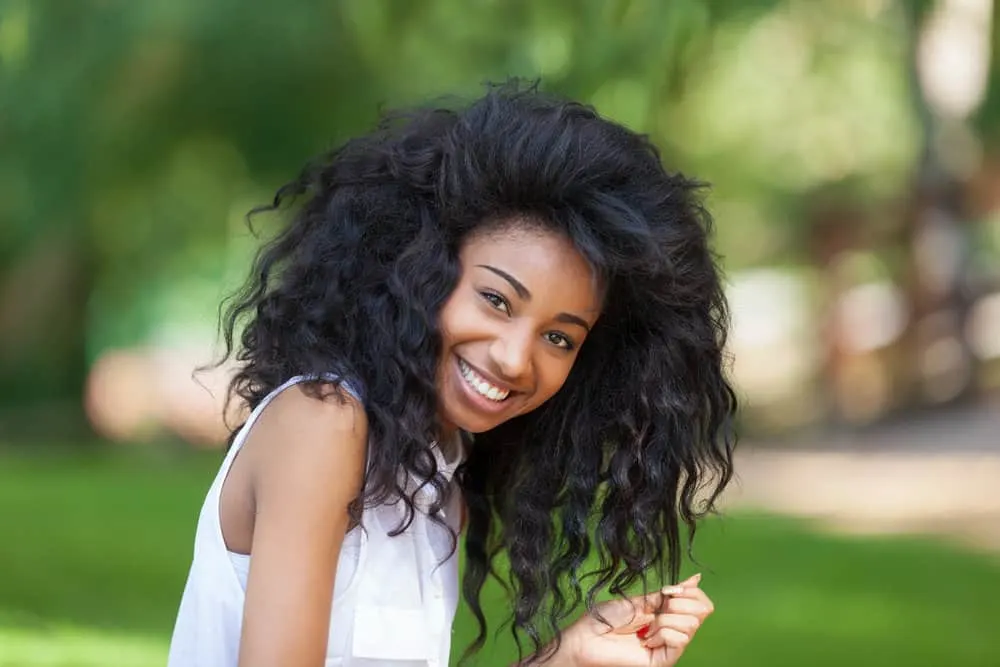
[636,624,650,640]
[661,585,684,595]
[693,572,702,583]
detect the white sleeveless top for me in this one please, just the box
[167,375,465,667]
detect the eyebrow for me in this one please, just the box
[479,265,530,299]
[477,264,592,332]
[555,312,592,332]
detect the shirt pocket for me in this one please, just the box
[351,605,434,666]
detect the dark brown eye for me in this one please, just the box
[545,331,574,350]
[480,291,511,315]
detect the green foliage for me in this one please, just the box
[0,0,722,405]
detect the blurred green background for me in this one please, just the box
[2,1,999,665]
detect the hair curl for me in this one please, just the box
[219,80,737,663]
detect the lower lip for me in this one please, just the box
[454,356,512,415]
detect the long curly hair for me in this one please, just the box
[219,81,737,663]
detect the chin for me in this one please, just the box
[443,408,498,435]
[443,396,522,435]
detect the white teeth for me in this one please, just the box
[459,359,510,402]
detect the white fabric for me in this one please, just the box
[168,375,464,667]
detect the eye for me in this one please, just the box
[480,290,511,316]
[544,331,576,351]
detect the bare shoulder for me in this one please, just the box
[243,381,369,502]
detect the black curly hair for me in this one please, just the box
[219,81,737,663]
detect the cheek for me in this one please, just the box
[437,291,465,343]
[528,359,577,406]
[439,288,490,345]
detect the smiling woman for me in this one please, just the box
[167,81,737,667]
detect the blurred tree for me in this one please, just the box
[16,0,977,438]
[3,0,756,436]
[892,0,990,411]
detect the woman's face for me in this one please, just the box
[436,223,601,435]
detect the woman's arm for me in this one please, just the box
[237,385,368,667]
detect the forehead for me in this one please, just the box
[460,224,602,312]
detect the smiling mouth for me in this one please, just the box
[458,358,511,402]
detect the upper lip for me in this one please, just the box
[459,357,521,394]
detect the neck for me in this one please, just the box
[435,422,462,462]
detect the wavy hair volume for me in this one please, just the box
[219,81,737,662]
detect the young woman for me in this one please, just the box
[168,82,737,667]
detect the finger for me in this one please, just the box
[607,585,685,634]
[610,612,655,635]
[632,585,685,615]
[651,612,701,636]
[600,600,654,634]
[643,613,700,650]
[668,586,715,615]
[643,625,693,650]
[661,596,713,618]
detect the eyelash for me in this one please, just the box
[479,291,576,351]
[545,332,575,351]
[480,290,510,315]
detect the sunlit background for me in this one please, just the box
[2,1,998,666]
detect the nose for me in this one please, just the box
[488,328,532,383]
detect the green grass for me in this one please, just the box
[1,446,998,667]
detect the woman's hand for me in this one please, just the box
[560,574,713,667]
